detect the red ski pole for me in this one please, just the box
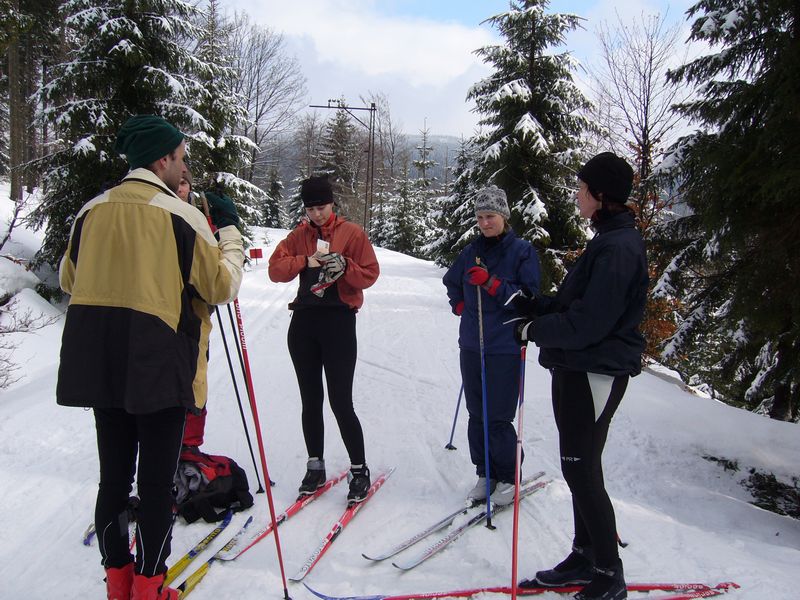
[232,297,291,599]
[511,344,527,600]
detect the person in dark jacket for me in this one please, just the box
[443,186,541,506]
[515,153,648,600]
[268,175,380,505]
[57,115,244,600]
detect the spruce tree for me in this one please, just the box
[380,161,429,258]
[318,106,361,222]
[663,0,800,420]
[427,137,479,267]
[469,0,591,291]
[283,175,306,229]
[188,0,264,227]
[412,125,437,258]
[30,0,206,268]
[261,167,283,228]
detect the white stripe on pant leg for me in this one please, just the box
[587,373,614,422]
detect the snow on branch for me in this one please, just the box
[514,113,549,153]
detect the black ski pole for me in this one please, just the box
[226,303,275,487]
[215,306,266,493]
[445,383,463,450]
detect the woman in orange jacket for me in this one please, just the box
[268,175,379,505]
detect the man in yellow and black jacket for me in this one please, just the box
[56,114,244,600]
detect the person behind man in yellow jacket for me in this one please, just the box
[56,115,244,600]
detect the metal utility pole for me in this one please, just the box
[309,99,377,234]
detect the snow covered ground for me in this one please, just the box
[0,185,798,599]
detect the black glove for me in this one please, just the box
[205,191,239,229]
[319,252,347,281]
[509,287,538,317]
[514,319,534,346]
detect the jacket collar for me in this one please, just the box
[594,210,636,235]
[122,168,180,199]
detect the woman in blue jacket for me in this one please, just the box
[443,186,540,506]
[515,153,648,600]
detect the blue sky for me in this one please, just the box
[228,0,699,136]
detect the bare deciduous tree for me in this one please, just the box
[0,292,57,389]
[230,14,307,187]
[588,11,689,234]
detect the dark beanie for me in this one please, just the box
[300,175,334,207]
[114,115,184,169]
[577,152,634,203]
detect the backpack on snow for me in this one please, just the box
[174,446,254,524]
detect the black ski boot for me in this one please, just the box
[519,545,594,588]
[347,464,371,505]
[574,560,626,600]
[298,458,326,497]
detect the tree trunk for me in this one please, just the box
[768,382,793,421]
[8,0,24,202]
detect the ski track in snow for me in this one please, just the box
[0,220,798,599]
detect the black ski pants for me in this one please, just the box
[94,406,185,576]
[551,369,627,569]
[287,307,365,465]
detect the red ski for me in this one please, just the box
[217,469,349,561]
[289,468,395,581]
[303,581,739,600]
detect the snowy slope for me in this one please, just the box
[0,190,798,599]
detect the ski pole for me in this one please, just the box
[225,304,275,487]
[214,306,265,493]
[231,298,292,599]
[511,344,527,600]
[445,383,463,450]
[476,257,494,530]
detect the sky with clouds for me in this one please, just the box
[226,0,699,137]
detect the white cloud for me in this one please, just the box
[235,1,496,88]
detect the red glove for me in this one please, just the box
[467,266,490,286]
[467,266,501,296]
[454,301,464,316]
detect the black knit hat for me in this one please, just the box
[300,175,334,207]
[114,115,184,169]
[577,152,634,204]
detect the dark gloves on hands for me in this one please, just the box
[204,191,240,229]
[318,252,347,281]
[508,287,538,317]
[514,319,534,346]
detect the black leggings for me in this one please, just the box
[94,406,185,576]
[288,308,365,465]
[551,369,627,569]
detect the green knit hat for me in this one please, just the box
[114,114,185,169]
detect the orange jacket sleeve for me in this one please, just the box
[268,228,309,282]
[337,224,379,292]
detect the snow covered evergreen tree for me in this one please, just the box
[30,0,207,268]
[318,105,361,223]
[379,163,428,258]
[260,167,283,227]
[187,0,263,227]
[661,0,800,421]
[426,137,479,267]
[468,0,592,291]
[283,175,306,229]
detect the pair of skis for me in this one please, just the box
[162,468,392,595]
[363,472,548,571]
[303,581,741,600]
[289,468,395,581]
